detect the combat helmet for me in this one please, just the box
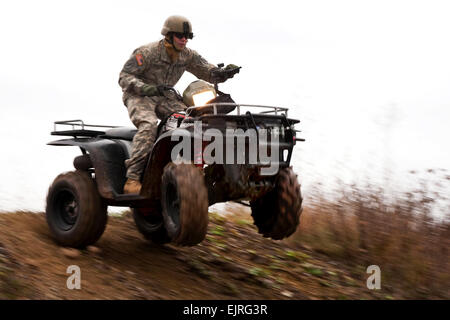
[161,15,194,39]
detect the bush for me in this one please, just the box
[292,169,450,299]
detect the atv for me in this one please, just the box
[45,65,304,248]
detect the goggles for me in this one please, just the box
[173,32,194,40]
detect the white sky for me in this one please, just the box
[0,0,449,211]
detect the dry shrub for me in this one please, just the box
[292,170,450,299]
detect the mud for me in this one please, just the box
[0,209,382,300]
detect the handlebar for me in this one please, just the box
[212,64,242,90]
[157,64,241,100]
[157,85,183,101]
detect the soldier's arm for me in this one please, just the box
[118,48,150,96]
[186,50,216,83]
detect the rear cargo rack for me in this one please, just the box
[186,103,289,117]
[51,120,119,138]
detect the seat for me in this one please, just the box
[102,127,137,141]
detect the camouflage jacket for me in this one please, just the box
[119,39,216,103]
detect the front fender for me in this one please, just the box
[140,129,195,199]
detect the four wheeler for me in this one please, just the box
[45,65,304,248]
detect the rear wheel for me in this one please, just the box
[161,163,209,246]
[45,170,107,248]
[250,167,303,240]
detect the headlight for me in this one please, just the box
[192,89,216,106]
[182,80,216,106]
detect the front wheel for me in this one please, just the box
[250,167,303,240]
[45,170,107,248]
[161,163,209,246]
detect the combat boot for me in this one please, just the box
[123,178,142,194]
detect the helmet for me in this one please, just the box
[161,15,194,39]
[183,80,216,107]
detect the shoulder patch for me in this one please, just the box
[135,54,144,66]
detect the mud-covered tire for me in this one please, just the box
[250,167,303,240]
[45,170,107,248]
[133,207,171,245]
[161,162,209,246]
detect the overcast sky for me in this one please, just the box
[0,0,449,211]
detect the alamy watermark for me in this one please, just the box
[66,265,81,290]
[366,265,381,290]
[161,120,285,175]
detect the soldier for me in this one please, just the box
[119,15,237,194]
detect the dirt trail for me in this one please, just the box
[0,208,380,300]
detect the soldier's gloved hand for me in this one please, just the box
[224,64,239,70]
[156,85,173,94]
[210,68,226,83]
[210,64,240,83]
[141,84,164,97]
[224,64,240,79]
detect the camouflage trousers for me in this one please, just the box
[124,95,186,180]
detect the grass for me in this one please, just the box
[0,259,25,299]
[211,225,226,236]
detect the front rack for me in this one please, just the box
[52,120,119,137]
[185,103,289,117]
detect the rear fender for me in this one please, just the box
[48,138,129,199]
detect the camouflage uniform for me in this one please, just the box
[119,39,217,180]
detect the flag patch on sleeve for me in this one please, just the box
[136,54,144,66]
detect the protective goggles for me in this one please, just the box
[173,32,194,40]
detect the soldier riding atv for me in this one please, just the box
[46,75,304,248]
[45,15,304,248]
[118,15,241,195]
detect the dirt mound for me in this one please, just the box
[0,210,379,300]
